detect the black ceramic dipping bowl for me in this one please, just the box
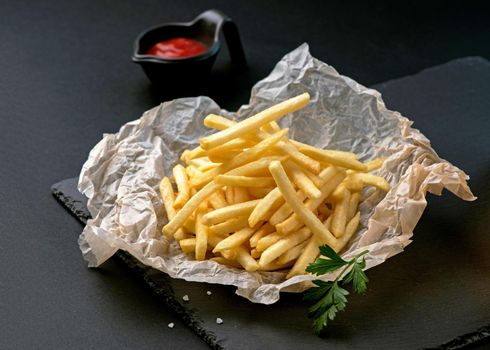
[132,10,246,89]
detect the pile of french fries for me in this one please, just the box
[160,93,389,279]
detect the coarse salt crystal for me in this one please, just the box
[182,295,189,302]
[168,323,175,329]
[216,317,223,324]
[206,291,212,295]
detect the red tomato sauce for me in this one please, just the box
[146,37,208,59]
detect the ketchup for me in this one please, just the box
[146,37,208,59]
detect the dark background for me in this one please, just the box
[0,1,489,349]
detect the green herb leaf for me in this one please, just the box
[343,259,369,294]
[304,249,369,335]
[319,245,346,263]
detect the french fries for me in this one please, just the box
[159,94,390,277]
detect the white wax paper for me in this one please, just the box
[78,44,475,304]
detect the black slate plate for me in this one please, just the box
[52,57,490,350]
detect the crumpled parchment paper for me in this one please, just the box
[78,43,475,304]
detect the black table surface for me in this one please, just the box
[1,1,489,349]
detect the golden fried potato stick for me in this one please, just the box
[185,165,203,179]
[364,157,386,172]
[259,226,312,267]
[202,199,261,225]
[275,171,346,235]
[205,138,255,157]
[276,239,309,265]
[200,93,310,149]
[179,238,196,253]
[269,189,307,226]
[289,140,358,159]
[198,162,220,172]
[349,173,390,192]
[284,160,322,199]
[249,223,275,248]
[304,168,323,188]
[261,121,282,133]
[190,129,288,188]
[159,177,185,239]
[234,246,260,272]
[330,187,351,238]
[208,190,227,209]
[256,232,284,252]
[173,164,190,208]
[293,142,367,171]
[334,211,360,253]
[269,161,337,247]
[181,147,206,164]
[347,192,361,221]
[215,175,276,188]
[195,210,209,261]
[209,216,250,236]
[207,151,241,163]
[212,227,255,253]
[251,249,261,259]
[259,260,295,271]
[286,236,320,279]
[248,188,284,227]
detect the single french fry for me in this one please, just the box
[248,188,284,227]
[269,189,307,226]
[186,165,203,179]
[198,162,220,172]
[209,216,249,236]
[350,173,390,192]
[286,236,321,279]
[200,93,309,149]
[234,246,260,272]
[343,175,364,192]
[202,199,260,225]
[251,248,261,259]
[249,223,275,248]
[261,121,282,133]
[304,168,323,188]
[173,164,190,207]
[247,187,274,198]
[207,150,241,163]
[183,216,196,233]
[269,161,337,247]
[274,141,321,174]
[259,226,312,267]
[188,157,213,168]
[234,187,250,203]
[195,211,208,261]
[212,227,255,252]
[289,140,358,159]
[259,260,295,271]
[317,166,339,186]
[275,171,346,235]
[163,181,221,237]
[210,256,242,269]
[179,238,196,254]
[284,160,322,199]
[208,190,227,209]
[276,239,309,265]
[365,157,386,172]
[298,145,367,171]
[206,138,255,156]
[225,186,235,204]
[190,129,288,188]
[335,211,360,253]
[215,175,276,188]
[181,146,206,163]
[159,177,185,239]
[256,232,283,252]
[348,192,360,221]
[330,187,351,238]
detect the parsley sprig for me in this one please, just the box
[304,245,369,335]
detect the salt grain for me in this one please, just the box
[216,317,223,325]
[182,295,190,302]
[206,291,212,296]
[168,323,175,329]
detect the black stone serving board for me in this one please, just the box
[52,57,490,350]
